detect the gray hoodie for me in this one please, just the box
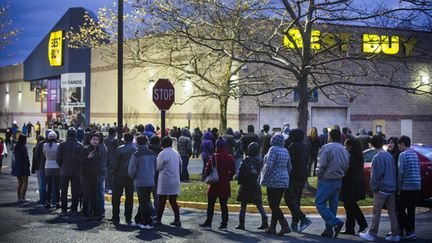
[128,145,156,188]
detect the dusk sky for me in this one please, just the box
[0,0,424,68]
[0,0,112,67]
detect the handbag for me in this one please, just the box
[204,154,219,184]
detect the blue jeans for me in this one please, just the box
[98,175,106,215]
[315,179,343,229]
[36,170,46,205]
[181,156,190,181]
[46,175,60,205]
[235,157,242,176]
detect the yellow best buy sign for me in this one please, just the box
[284,28,417,56]
[48,30,63,66]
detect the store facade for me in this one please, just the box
[1,8,432,144]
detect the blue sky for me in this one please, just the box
[0,0,427,68]
[0,0,112,67]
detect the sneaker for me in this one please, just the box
[127,221,137,227]
[218,224,227,231]
[199,222,211,228]
[360,232,376,241]
[333,221,344,238]
[298,218,312,233]
[35,204,46,208]
[290,223,298,233]
[137,224,145,229]
[170,221,182,227]
[385,235,401,241]
[321,230,333,238]
[141,224,154,230]
[403,232,416,240]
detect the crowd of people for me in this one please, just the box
[0,121,422,241]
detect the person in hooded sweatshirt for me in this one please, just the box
[259,133,292,236]
[144,124,156,139]
[177,128,192,182]
[57,128,83,216]
[235,142,268,230]
[284,129,312,233]
[199,137,236,231]
[201,131,214,179]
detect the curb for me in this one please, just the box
[104,194,373,215]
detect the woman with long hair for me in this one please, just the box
[11,134,30,203]
[307,127,320,177]
[43,132,60,209]
[340,138,368,235]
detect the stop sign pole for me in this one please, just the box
[152,78,175,138]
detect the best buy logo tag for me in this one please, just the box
[284,28,417,56]
[48,30,63,66]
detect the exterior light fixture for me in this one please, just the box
[421,74,429,84]
[5,91,9,95]
[18,90,22,94]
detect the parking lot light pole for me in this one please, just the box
[117,0,123,139]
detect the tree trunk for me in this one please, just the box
[297,75,309,132]
[219,95,228,134]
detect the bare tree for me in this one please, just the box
[148,0,432,131]
[0,3,20,50]
[67,0,432,132]
[66,1,274,133]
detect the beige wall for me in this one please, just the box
[0,64,46,129]
[89,63,240,130]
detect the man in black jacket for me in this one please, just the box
[109,133,137,225]
[283,129,312,233]
[104,128,120,194]
[241,125,260,156]
[57,128,83,215]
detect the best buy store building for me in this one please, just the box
[1,8,432,144]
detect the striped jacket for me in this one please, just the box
[398,149,421,191]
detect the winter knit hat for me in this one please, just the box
[48,131,58,140]
[67,127,76,137]
[216,137,226,148]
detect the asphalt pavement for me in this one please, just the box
[1,144,432,242]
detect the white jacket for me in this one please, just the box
[156,147,181,195]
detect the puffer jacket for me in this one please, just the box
[236,142,263,204]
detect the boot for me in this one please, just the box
[265,217,277,234]
[235,219,245,230]
[257,217,268,230]
[277,217,291,236]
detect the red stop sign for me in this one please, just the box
[153,78,175,110]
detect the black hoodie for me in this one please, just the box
[287,129,309,183]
